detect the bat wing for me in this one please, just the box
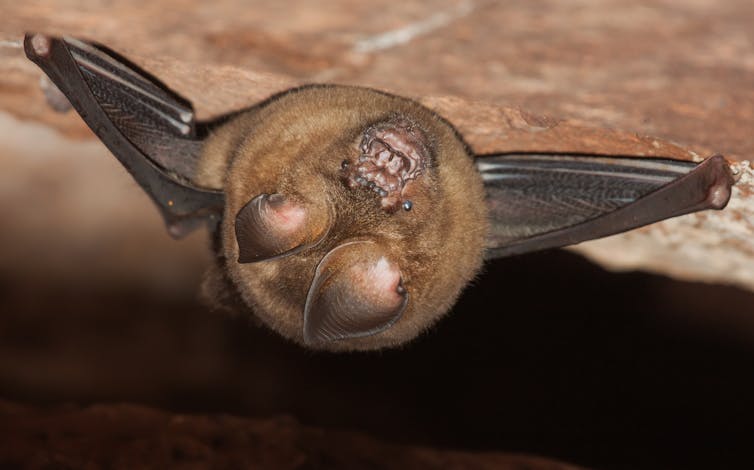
[24,34,224,238]
[478,153,735,259]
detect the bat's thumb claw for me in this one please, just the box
[303,241,408,346]
[235,193,330,263]
[24,33,52,58]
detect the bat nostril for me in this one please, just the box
[342,116,430,212]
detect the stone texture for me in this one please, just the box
[0,400,584,469]
[2,0,753,289]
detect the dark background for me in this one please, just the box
[2,248,753,469]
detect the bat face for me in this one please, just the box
[24,34,735,352]
[196,86,488,350]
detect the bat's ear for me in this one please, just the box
[235,193,331,263]
[303,241,408,346]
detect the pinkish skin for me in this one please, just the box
[342,117,429,212]
[263,194,307,235]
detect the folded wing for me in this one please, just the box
[477,153,734,258]
[24,34,224,238]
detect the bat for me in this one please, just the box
[24,34,736,351]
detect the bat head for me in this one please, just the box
[206,86,488,351]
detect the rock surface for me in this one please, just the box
[0,400,583,469]
[2,0,753,288]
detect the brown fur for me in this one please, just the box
[195,86,488,351]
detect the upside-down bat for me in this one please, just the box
[24,34,736,351]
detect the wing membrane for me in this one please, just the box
[478,153,733,258]
[63,37,203,176]
[24,34,223,238]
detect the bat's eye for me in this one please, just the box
[402,200,413,211]
[235,193,330,263]
[303,241,407,345]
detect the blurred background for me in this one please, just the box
[2,1,754,468]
